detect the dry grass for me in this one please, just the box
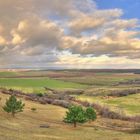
[0,93,139,140]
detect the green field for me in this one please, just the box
[56,73,140,86]
[0,71,140,116]
[77,93,140,115]
[0,71,48,77]
[0,78,87,93]
[0,71,20,77]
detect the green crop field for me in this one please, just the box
[0,78,87,93]
[0,71,20,77]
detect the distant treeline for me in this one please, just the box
[1,69,140,74]
[39,69,140,74]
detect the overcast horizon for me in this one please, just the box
[0,0,140,69]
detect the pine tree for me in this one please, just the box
[64,105,87,127]
[3,95,25,117]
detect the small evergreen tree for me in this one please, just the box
[64,105,87,127]
[3,95,25,117]
[86,107,96,122]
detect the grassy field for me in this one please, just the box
[0,93,139,140]
[76,86,140,116]
[0,71,20,77]
[55,73,140,86]
[0,78,87,93]
[0,71,48,77]
[0,70,140,139]
[0,70,140,116]
[77,93,140,115]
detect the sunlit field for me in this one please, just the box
[0,70,140,140]
[77,93,140,115]
[0,78,87,93]
[0,70,140,116]
[0,93,139,140]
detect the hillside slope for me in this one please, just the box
[0,93,139,140]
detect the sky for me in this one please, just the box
[0,0,140,69]
[96,0,140,19]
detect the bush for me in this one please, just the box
[86,107,97,122]
[108,89,140,97]
[52,100,70,108]
[31,107,37,112]
[36,93,43,97]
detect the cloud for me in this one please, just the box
[60,28,140,56]
[12,17,63,53]
[108,19,139,29]
[68,9,123,36]
[0,0,140,69]
[55,54,140,69]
